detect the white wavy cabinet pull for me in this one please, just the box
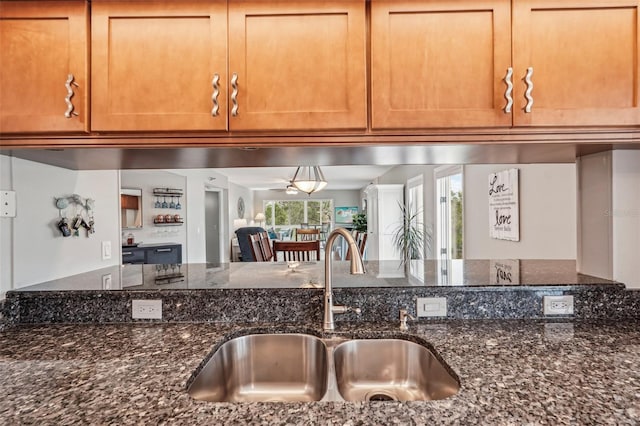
[230,73,239,117]
[211,73,220,117]
[523,67,534,113]
[64,74,79,118]
[503,67,513,114]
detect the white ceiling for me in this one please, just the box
[216,165,394,191]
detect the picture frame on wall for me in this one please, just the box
[335,206,359,226]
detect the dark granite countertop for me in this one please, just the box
[0,320,638,424]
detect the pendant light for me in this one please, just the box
[291,166,328,195]
[285,184,299,195]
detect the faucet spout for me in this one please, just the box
[323,228,365,331]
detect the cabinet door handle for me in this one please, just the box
[123,252,133,255]
[211,73,220,117]
[156,248,172,253]
[64,74,79,118]
[523,67,534,113]
[503,67,513,113]
[231,73,239,117]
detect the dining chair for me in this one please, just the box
[300,223,310,229]
[258,231,273,261]
[319,222,331,247]
[346,231,367,260]
[273,240,320,262]
[248,233,265,262]
[296,228,320,241]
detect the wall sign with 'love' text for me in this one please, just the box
[488,168,519,241]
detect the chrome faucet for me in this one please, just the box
[323,228,365,331]
[399,309,415,331]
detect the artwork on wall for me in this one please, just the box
[335,206,359,225]
[488,168,519,241]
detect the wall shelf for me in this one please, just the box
[153,188,183,196]
[153,221,184,226]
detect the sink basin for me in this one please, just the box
[188,333,328,402]
[333,339,460,401]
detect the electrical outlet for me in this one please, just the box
[102,241,111,260]
[102,273,112,290]
[416,297,447,317]
[132,299,162,319]
[543,295,574,315]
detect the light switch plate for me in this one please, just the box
[132,299,162,319]
[102,241,112,260]
[1,191,16,217]
[417,297,447,317]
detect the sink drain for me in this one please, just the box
[365,390,398,402]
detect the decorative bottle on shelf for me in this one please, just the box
[126,233,135,245]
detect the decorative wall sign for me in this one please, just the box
[488,168,519,241]
[489,259,520,285]
[237,197,245,219]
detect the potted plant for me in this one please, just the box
[352,213,367,232]
[391,202,430,266]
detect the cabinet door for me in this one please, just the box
[91,0,227,131]
[146,245,182,264]
[122,248,145,264]
[228,0,366,131]
[370,0,512,129]
[0,1,88,133]
[512,0,640,126]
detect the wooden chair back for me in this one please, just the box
[248,233,265,262]
[273,240,321,262]
[296,228,320,241]
[258,231,273,261]
[346,231,367,260]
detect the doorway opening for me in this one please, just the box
[205,189,222,266]
[435,166,464,260]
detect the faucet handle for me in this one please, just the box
[333,305,361,315]
[399,309,415,331]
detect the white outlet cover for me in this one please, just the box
[543,295,574,315]
[417,297,447,317]
[132,299,162,319]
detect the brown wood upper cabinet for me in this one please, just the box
[0,1,89,133]
[371,0,640,129]
[91,0,366,132]
[228,0,367,131]
[370,0,512,129]
[91,0,228,132]
[512,0,640,126]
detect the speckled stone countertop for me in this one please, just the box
[0,320,638,425]
[6,260,638,325]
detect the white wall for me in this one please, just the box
[0,155,14,298]
[576,152,613,279]
[464,164,577,259]
[8,157,120,288]
[167,169,229,263]
[377,165,439,258]
[229,182,254,227]
[612,151,640,288]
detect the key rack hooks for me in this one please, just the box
[54,193,96,237]
[54,193,95,213]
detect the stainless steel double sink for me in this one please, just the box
[187,333,460,402]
